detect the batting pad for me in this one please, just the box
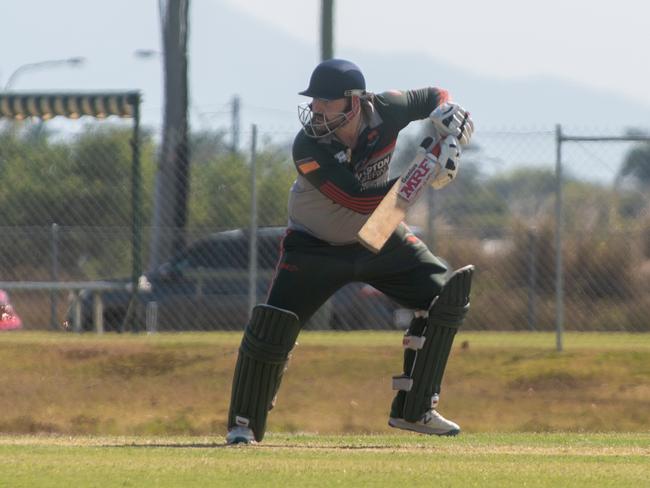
[228,304,300,442]
[401,265,473,422]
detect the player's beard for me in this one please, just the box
[299,108,346,137]
[298,97,360,138]
[313,112,347,135]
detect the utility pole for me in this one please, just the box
[231,95,240,154]
[321,0,334,61]
[149,0,190,270]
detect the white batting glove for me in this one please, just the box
[431,135,461,189]
[429,102,474,146]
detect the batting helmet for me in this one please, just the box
[299,58,366,100]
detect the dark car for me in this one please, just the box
[70,226,412,332]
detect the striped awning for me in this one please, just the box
[0,91,140,120]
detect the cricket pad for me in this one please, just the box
[401,265,474,422]
[228,304,301,442]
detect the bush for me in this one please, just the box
[500,221,556,295]
[642,218,650,260]
[565,236,634,299]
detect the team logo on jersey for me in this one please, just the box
[334,150,348,163]
[296,158,320,175]
[355,154,391,183]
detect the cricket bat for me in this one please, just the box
[357,137,440,253]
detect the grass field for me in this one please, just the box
[1,331,649,486]
[1,331,649,436]
[1,433,649,487]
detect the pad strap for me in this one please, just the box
[402,335,425,350]
[392,374,413,391]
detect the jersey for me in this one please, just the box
[289,87,449,245]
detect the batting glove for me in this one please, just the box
[431,135,461,189]
[429,102,474,146]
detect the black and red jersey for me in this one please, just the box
[289,87,449,244]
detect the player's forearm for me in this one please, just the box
[405,87,450,121]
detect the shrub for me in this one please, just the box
[565,236,634,299]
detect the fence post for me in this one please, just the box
[130,94,143,333]
[527,228,538,331]
[248,124,258,314]
[50,223,59,329]
[554,124,564,351]
[93,291,104,334]
[146,301,158,334]
[73,291,82,333]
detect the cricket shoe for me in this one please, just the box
[225,426,256,445]
[388,409,460,436]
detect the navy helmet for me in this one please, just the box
[299,58,366,100]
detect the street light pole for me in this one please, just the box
[4,57,85,91]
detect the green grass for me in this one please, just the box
[1,433,649,487]
[1,331,649,436]
[1,332,649,486]
[5,330,650,349]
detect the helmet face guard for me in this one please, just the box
[297,59,366,138]
[298,95,361,138]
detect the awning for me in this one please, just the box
[0,91,140,120]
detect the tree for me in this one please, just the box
[0,123,155,279]
[619,143,650,187]
[188,144,295,230]
[487,167,556,221]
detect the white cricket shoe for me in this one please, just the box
[388,409,460,436]
[225,426,256,445]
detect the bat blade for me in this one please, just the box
[357,179,407,253]
[357,138,440,254]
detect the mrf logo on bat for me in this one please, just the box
[397,153,436,203]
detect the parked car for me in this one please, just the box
[68,226,413,332]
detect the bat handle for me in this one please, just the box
[419,136,441,157]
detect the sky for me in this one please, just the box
[222,0,650,106]
[1,0,649,138]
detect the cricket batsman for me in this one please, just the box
[226,58,475,444]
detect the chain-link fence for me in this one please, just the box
[435,127,650,334]
[555,129,650,336]
[1,117,649,333]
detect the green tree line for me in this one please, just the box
[0,124,295,279]
[0,123,648,282]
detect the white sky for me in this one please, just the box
[223,0,650,106]
[1,0,648,134]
